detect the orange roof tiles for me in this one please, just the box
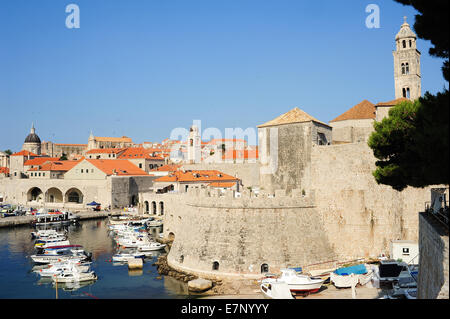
[258,107,330,128]
[28,160,80,172]
[86,159,149,176]
[154,170,239,183]
[0,167,9,174]
[375,97,410,107]
[150,164,181,172]
[10,150,38,157]
[330,100,376,123]
[117,147,165,160]
[222,149,259,160]
[24,157,60,166]
[208,182,237,188]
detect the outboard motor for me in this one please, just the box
[86,252,93,261]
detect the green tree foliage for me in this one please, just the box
[368,1,449,191]
[59,153,68,161]
[3,149,12,156]
[369,91,449,191]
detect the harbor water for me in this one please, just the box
[0,218,189,299]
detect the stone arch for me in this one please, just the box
[27,187,43,202]
[65,187,83,204]
[45,187,63,203]
[144,201,149,213]
[151,201,157,214]
[159,201,164,215]
[261,263,269,273]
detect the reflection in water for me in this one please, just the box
[0,218,182,299]
[164,276,189,296]
[128,269,143,277]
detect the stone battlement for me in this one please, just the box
[182,186,315,208]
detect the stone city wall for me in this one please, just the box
[152,188,337,279]
[310,142,441,260]
[417,212,449,299]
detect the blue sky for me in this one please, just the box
[0,0,447,151]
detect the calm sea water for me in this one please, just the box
[0,219,189,299]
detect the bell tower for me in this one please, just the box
[393,17,421,100]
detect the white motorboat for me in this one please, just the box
[262,269,325,294]
[137,242,166,252]
[146,219,163,227]
[35,239,70,249]
[36,261,91,277]
[260,282,294,299]
[117,235,152,248]
[112,252,145,262]
[31,229,66,239]
[30,249,92,264]
[52,269,97,283]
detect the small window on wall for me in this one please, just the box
[261,263,269,273]
[212,261,219,271]
[402,248,410,255]
[402,40,406,48]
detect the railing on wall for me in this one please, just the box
[424,188,449,230]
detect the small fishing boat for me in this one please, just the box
[35,239,71,249]
[137,242,166,252]
[52,269,97,283]
[330,264,374,288]
[260,282,294,299]
[31,229,65,239]
[146,219,163,227]
[262,269,325,294]
[36,261,92,277]
[30,248,92,264]
[112,252,145,262]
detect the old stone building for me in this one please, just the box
[393,17,421,100]
[22,124,41,155]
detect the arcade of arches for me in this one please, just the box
[26,186,84,204]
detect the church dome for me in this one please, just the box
[395,17,417,40]
[24,133,41,144]
[24,124,41,144]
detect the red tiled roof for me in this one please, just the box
[24,157,60,166]
[86,159,149,176]
[0,167,9,174]
[150,164,181,172]
[330,100,376,122]
[28,160,81,172]
[86,148,127,155]
[117,147,165,160]
[10,150,38,157]
[375,97,410,107]
[208,182,237,188]
[222,149,259,160]
[154,170,239,183]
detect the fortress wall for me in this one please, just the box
[181,162,260,188]
[161,190,336,279]
[310,142,436,260]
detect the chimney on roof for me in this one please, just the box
[112,169,118,175]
